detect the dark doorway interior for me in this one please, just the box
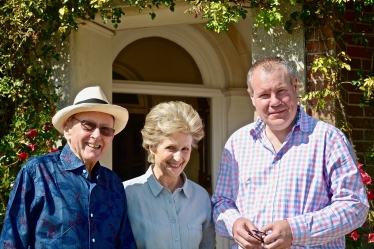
[113,113,146,181]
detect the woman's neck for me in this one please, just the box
[152,166,184,193]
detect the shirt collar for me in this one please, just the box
[251,105,310,139]
[146,165,190,198]
[60,144,101,172]
[297,106,314,133]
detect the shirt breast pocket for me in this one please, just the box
[188,224,203,249]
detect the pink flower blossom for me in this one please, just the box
[368,233,374,243]
[358,163,364,169]
[350,230,360,241]
[18,152,28,161]
[27,143,36,151]
[359,169,372,185]
[27,129,38,140]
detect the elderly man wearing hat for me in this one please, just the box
[0,86,136,248]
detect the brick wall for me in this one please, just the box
[306,25,336,125]
[305,3,374,172]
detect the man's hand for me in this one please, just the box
[232,217,262,249]
[261,220,293,249]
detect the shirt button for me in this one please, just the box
[90,213,93,217]
[92,238,95,242]
[172,218,176,223]
[174,237,179,241]
[83,169,87,173]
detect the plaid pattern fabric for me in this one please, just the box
[212,106,369,248]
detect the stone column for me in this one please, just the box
[68,20,115,169]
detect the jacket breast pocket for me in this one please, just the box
[188,224,203,249]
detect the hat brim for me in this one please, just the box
[52,103,129,135]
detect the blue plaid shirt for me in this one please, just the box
[0,144,136,249]
[212,106,369,248]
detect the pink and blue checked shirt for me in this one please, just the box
[212,106,369,248]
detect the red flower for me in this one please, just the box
[27,143,36,151]
[369,233,374,243]
[49,148,58,153]
[358,163,364,169]
[18,152,28,161]
[27,129,38,140]
[368,190,374,200]
[350,230,360,241]
[359,169,372,185]
[43,125,51,131]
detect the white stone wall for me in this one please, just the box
[251,4,306,96]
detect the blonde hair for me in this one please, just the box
[141,101,205,163]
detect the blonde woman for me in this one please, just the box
[123,101,215,249]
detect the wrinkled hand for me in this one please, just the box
[261,220,293,249]
[232,217,262,249]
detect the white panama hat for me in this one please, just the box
[52,86,128,135]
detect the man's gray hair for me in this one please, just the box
[247,56,296,93]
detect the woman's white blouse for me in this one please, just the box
[123,166,216,249]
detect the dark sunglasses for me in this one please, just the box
[72,117,115,137]
[248,230,266,243]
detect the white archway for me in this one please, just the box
[112,25,226,88]
[112,26,237,249]
[111,26,229,193]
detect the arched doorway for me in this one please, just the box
[112,37,213,193]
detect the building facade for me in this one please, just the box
[54,2,374,248]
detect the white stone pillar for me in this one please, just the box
[223,88,255,137]
[69,20,115,169]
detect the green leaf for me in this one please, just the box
[150,12,156,20]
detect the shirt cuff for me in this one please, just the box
[287,214,309,245]
[227,214,243,237]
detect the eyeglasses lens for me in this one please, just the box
[74,118,115,136]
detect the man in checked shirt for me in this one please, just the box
[212,56,369,249]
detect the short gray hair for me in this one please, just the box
[141,101,205,163]
[247,56,295,94]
